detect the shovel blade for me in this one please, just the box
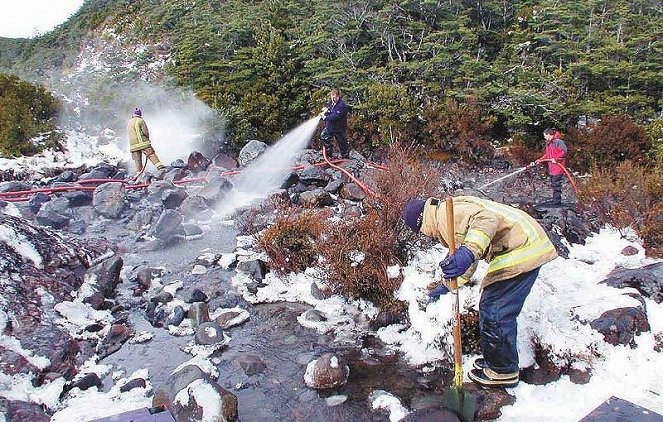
[443,386,476,422]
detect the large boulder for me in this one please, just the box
[238,140,268,166]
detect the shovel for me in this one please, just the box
[442,197,476,421]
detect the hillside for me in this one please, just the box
[1,0,661,153]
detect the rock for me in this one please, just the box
[214,308,250,329]
[119,378,147,392]
[153,365,238,422]
[126,208,156,231]
[238,139,268,166]
[62,190,93,207]
[281,172,299,189]
[194,322,226,345]
[35,209,70,229]
[86,255,123,299]
[168,306,186,327]
[182,223,203,237]
[236,259,268,281]
[299,188,334,207]
[184,288,208,303]
[302,309,327,323]
[340,183,366,201]
[71,372,102,391]
[92,182,127,218]
[299,166,330,187]
[311,282,333,300]
[97,324,134,360]
[178,196,210,218]
[304,353,349,390]
[235,354,266,376]
[0,181,32,193]
[324,179,343,194]
[601,263,663,303]
[151,291,174,305]
[188,302,210,328]
[0,399,50,422]
[193,175,233,204]
[162,188,188,209]
[132,266,163,289]
[621,245,639,256]
[27,192,50,213]
[212,152,239,169]
[148,209,184,241]
[590,306,650,346]
[187,151,212,172]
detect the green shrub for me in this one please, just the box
[0,73,61,156]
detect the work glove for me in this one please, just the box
[428,284,450,302]
[439,245,475,279]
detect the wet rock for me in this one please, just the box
[302,309,327,323]
[209,292,249,309]
[281,172,299,189]
[35,209,70,229]
[97,324,134,360]
[120,378,147,392]
[184,288,208,303]
[86,255,123,299]
[601,263,663,303]
[236,259,268,281]
[67,219,87,235]
[93,182,127,218]
[188,303,211,328]
[0,348,36,376]
[178,195,210,218]
[462,382,515,420]
[621,245,639,256]
[238,139,268,166]
[71,372,102,391]
[151,291,174,305]
[193,175,232,204]
[187,151,212,172]
[16,321,81,383]
[153,365,238,422]
[324,179,343,194]
[148,209,184,241]
[0,181,32,193]
[194,322,226,345]
[0,399,50,422]
[235,354,266,376]
[132,266,163,289]
[146,180,177,203]
[28,192,51,213]
[340,183,366,201]
[304,353,349,390]
[162,188,188,209]
[54,170,77,183]
[213,152,239,169]
[299,188,334,207]
[62,190,93,207]
[214,308,250,329]
[590,306,650,346]
[126,207,156,231]
[299,166,330,187]
[182,223,203,237]
[168,306,186,327]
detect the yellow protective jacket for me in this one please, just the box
[127,116,151,152]
[420,196,557,288]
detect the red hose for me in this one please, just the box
[321,147,378,198]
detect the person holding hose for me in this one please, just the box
[127,107,165,173]
[319,88,350,159]
[402,196,558,388]
[533,128,567,206]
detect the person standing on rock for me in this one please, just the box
[402,196,558,388]
[533,128,567,206]
[319,88,350,159]
[127,107,165,173]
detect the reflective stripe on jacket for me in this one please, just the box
[127,117,152,152]
[420,196,557,288]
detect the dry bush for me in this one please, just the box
[364,143,441,231]
[317,211,404,312]
[256,210,325,274]
[567,115,652,173]
[578,161,663,258]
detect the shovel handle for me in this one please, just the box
[446,197,463,389]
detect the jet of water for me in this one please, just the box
[216,116,321,218]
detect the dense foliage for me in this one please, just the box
[0,73,61,156]
[1,0,661,157]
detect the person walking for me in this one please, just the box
[402,196,558,388]
[127,107,165,173]
[320,88,350,159]
[534,128,567,206]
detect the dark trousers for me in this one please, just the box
[550,175,563,204]
[321,127,349,157]
[479,267,539,374]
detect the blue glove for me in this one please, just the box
[439,245,475,278]
[429,284,450,302]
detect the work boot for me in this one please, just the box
[473,358,489,370]
[468,368,519,388]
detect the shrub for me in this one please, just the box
[0,73,61,156]
[317,211,404,312]
[567,115,652,174]
[578,161,663,258]
[257,210,325,274]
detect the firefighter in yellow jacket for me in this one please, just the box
[127,107,165,173]
[403,196,557,388]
